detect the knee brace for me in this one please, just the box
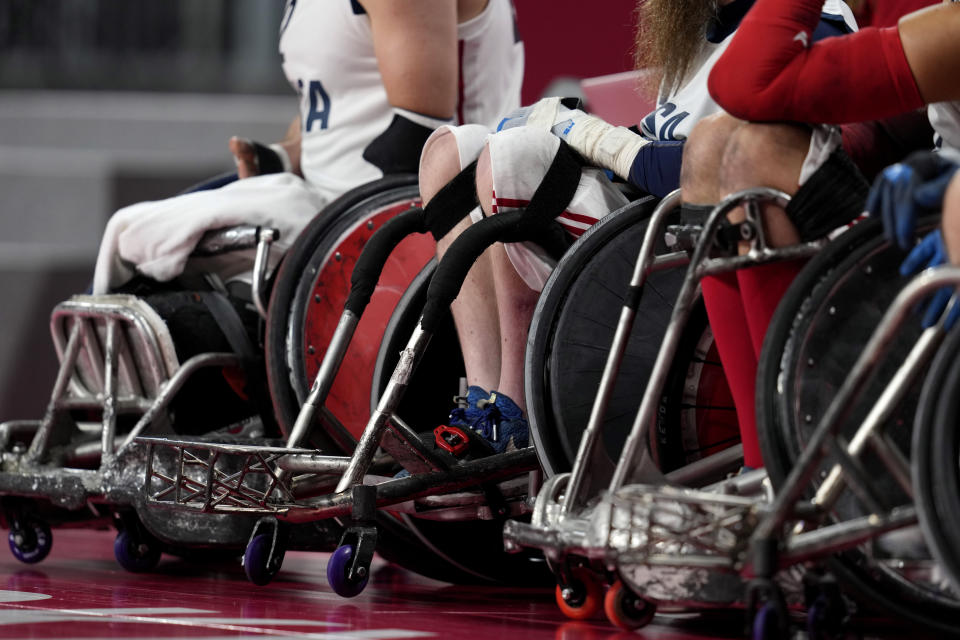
[785,147,869,241]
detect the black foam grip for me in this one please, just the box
[344,207,429,316]
[420,143,584,332]
[423,161,479,242]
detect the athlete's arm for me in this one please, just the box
[362,0,459,120]
[707,0,960,124]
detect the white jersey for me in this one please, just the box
[640,0,857,143]
[280,0,524,202]
[930,102,960,163]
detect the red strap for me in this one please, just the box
[709,0,924,124]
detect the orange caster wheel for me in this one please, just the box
[604,580,656,631]
[555,567,603,620]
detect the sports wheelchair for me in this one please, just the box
[503,190,960,637]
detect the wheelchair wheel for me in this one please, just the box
[756,216,960,632]
[265,175,433,445]
[913,325,960,596]
[525,198,739,478]
[370,261,552,586]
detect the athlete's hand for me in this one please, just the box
[866,151,959,251]
[496,97,580,132]
[229,136,260,179]
[900,229,960,329]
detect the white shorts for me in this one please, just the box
[445,125,630,291]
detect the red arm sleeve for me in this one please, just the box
[708,0,925,125]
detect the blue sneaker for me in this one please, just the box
[475,390,529,454]
[447,385,491,429]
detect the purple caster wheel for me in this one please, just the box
[113,529,161,573]
[8,518,52,564]
[326,544,369,598]
[243,533,285,586]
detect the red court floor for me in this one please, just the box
[0,528,930,639]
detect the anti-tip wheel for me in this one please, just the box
[326,544,369,598]
[8,518,52,564]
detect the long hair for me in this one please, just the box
[634,0,717,97]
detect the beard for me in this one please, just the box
[634,0,718,96]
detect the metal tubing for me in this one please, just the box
[276,453,352,474]
[291,447,539,522]
[118,353,239,450]
[335,324,433,494]
[26,319,84,463]
[285,311,360,451]
[100,319,120,466]
[812,326,941,511]
[665,444,745,487]
[781,506,918,567]
[608,188,791,492]
[562,191,684,516]
[753,266,960,542]
[252,227,279,320]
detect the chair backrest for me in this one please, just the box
[580,69,658,128]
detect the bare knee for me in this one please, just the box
[719,123,810,195]
[680,113,744,204]
[476,143,493,217]
[419,128,463,205]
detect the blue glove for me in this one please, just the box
[900,229,960,329]
[866,151,959,251]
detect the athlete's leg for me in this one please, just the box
[419,126,501,392]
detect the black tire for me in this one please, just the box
[757,216,960,634]
[371,261,552,586]
[913,324,960,599]
[525,198,739,478]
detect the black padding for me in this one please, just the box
[344,206,429,316]
[420,142,583,332]
[252,141,286,175]
[362,112,436,175]
[423,161,479,242]
[786,147,869,241]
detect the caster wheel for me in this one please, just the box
[326,545,369,598]
[113,530,161,573]
[243,533,285,586]
[555,567,603,620]
[8,518,52,564]
[603,580,656,630]
[752,602,785,640]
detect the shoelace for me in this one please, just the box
[448,405,500,442]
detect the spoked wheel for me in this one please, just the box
[371,263,552,586]
[913,324,960,596]
[757,216,960,633]
[525,198,739,480]
[265,174,432,445]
